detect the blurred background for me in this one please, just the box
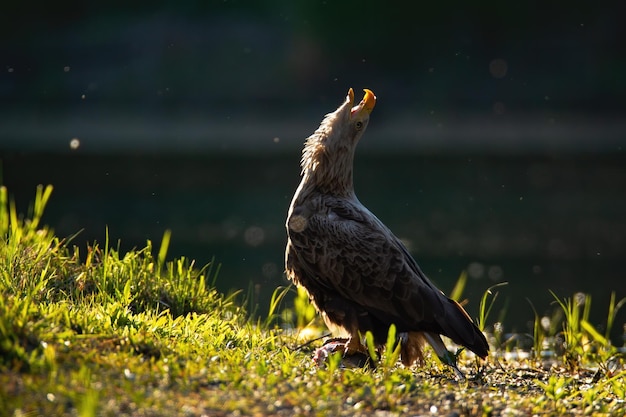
[2,1,625,341]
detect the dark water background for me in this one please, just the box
[2,1,625,349]
[3,150,625,343]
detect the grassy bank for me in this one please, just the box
[1,185,625,416]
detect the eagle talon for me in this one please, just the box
[313,338,372,368]
[313,339,345,367]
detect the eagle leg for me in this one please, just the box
[344,333,368,356]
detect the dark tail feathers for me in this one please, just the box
[440,298,489,358]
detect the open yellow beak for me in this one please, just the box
[349,88,376,117]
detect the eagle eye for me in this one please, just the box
[355,121,363,130]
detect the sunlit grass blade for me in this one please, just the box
[265,285,291,327]
[157,229,171,273]
[605,291,626,341]
[449,270,467,302]
[0,186,8,235]
[549,291,594,370]
[581,320,608,346]
[477,282,508,331]
[293,285,317,329]
[30,184,53,231]
[365,330,378,362]
[526,298,544,359]
[383,324,401,369]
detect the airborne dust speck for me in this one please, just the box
[70,138,80,149]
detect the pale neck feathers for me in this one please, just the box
[300,110,357,197]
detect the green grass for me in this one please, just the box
[2,185,626,416]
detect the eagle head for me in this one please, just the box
[300,88,377,193]
[328,88,377,147]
